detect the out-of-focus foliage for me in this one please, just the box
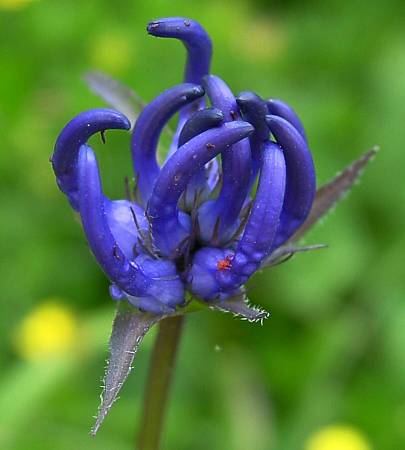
[0,0,404,449]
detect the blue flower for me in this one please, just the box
[51,17,316,314]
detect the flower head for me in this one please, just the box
[14,300,78,361]
[51,17,377,435]
[51,16,317,313]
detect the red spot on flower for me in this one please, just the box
[217,256,232,271]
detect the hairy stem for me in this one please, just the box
[137,315,185,450]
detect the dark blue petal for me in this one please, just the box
[78,145,146,292]
[189,142,286,300]
[236,91,269,141]
[147,121,254,258]
[198,75,252,244]
[131,83,204,206]
[129,253,185,310]
[52,109,130,210]
[78,145,184,309]
[147,17,212,85]
[266,115,316,248]
[148,17,213,162]
[236,91,269,183]
[178,107,224,208]
[222,142,286,285]
[178,108,223,146]
[267,99,307,142]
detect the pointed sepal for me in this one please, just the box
[210,293,270,323]
[261,243,327,268]
[91,302,166,435]
[290,147,378,242]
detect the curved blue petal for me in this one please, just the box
[188,142,286,300]
[178,108,223,146]
[178,107,224,209]
[147,17,212,85]
[52,109,130,210]
[148,17,212,161]
[236,91,269,141]
[222,142,286,286]
[147,121,254,258]
[236,91,269,182]
[267,99,307,142]
[197,75,252,244]
[266,115,316,248]
[78,145,184,309]
[131,83,204,206]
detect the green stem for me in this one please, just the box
[137,315,185,450]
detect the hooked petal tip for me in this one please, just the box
[178,107,224,147]
[266,114,297,138]
[147,17,203,37]
[52,108,130,210]
[205,107,224,121]
[146,21,159,33]
[236,91,263,106]
[185,84,205,99]
[266,99,307,141]
[146,17,212,86]
[265,114,305,143]
[236,92,269,143]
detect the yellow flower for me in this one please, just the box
[14,300,78,361]
[306,425,372,450]
[0,0,37,10]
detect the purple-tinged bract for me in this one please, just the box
[52,17,316,313]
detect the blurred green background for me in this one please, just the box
[1,0,404,449]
